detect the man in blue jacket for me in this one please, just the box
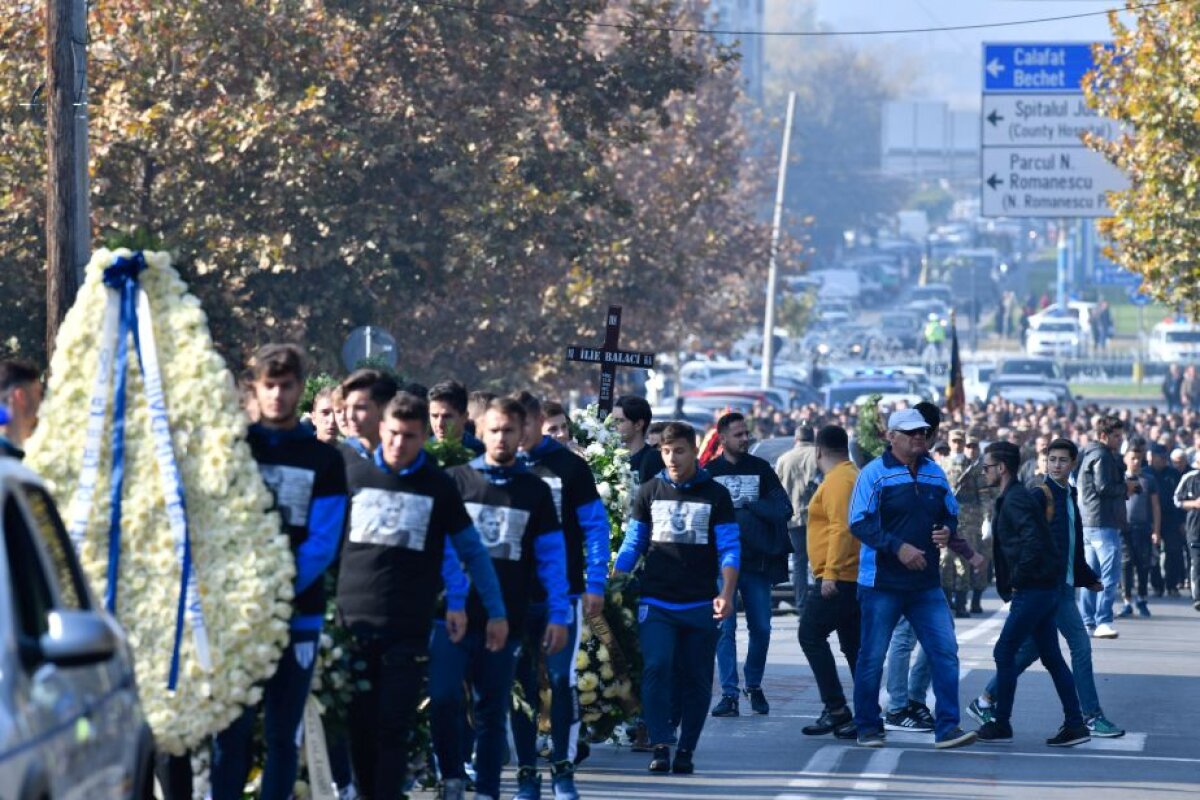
[848,408,976,750]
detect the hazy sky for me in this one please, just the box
[799,1,1123,109]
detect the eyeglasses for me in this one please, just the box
[981,462,999,472]
[898,427,932,438]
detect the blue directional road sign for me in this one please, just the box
[983,43,1110,93]
[1094,265,1143,287]
[1128,286,1151,306]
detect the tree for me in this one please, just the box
[1086,1,1200,312]
[1,0,775,391]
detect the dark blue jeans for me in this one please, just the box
[513,600,582,766]
[853,585,962,741]
[716,571,773,695]
[211,628,320,800]
[429,623,519,799]
[993,587,1083,728]
[639,603,719,751]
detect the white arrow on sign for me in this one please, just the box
[986,58,1006,79]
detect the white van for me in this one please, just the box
[1149,321,1200,363]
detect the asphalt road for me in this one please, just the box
[417,591,1200,799]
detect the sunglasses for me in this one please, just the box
[897,427,932,438]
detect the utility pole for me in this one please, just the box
[45,0,91,357]
[761,91,796,390]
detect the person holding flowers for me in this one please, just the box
[436,396,570,800]
[211,344,350,800]
[337,391,507,800]
[613,421,740,776]
[510,391,611,800]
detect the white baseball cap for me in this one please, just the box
[888,408,930,433]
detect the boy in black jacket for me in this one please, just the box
[975,441,1089,747]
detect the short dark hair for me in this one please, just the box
[647,421,668,436]
[341,369,399,407]
[384,391,429,424]
[985,441,1021,477]
[1046,438,1079,461]
[248,344,305,383]
[615,395,652,436]
[428,380,469,415]
[716,411,745,434]
[815,424,848,453]
[543,400,568,419]
[510,390,542,419]
[1125,434,1148,453]
[1095,415,1124,437]
[797,424,816,444]
[468,390,496,416]
[0,359,39,400]
[487,396,527,424]
[659,421,697,447]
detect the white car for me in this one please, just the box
[962,362,995,404]
[1148,321,1200,363]
[1025,318,1084,358]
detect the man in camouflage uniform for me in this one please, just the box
[941,429,993,616]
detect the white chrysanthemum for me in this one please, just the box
[27,248,294,755]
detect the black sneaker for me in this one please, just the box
[833,719,859,739]
[908,701,936,730]
[671,748,694,774]
[630,721,654,752]
[934,727,977,749]
[884,706,933,732]
[573,739,590,766]
[975,720,1013,743]
[711,694,740,717]
[857,729,886,748]
[648,745,672,773]
[1047,723,1090,747]
[802,706,853,736]
[746,687,770,715]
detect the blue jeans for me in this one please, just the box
[428,623,519,800]
[1079,527,1122,626]
[885,618,931,713]
[640,604,719,751]
[854,585,962,741]
[992,587,1083,728]
[716,571,773,695]
[212,628,320,800]
[986,582,1101,716]
[513,600,582,766]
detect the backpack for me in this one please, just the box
[1038,482,1055,524]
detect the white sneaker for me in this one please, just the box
[1092,623,1119,639]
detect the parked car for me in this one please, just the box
[879,311,922,351]
[986,377,1073,406]
[823,378,916,409]
[677,359,747,389]
[962,362,996,404]
[905,283,954,309]
[0,457,155,800]
[1025,317,1084,358]
[749,436,796,468]
[1148,321,1200,363]
[995,357,1066,382]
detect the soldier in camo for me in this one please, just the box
[941,429,993,617]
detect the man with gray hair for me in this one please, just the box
[776,424,819,612]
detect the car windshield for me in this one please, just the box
[1165,331,1200,343]
[997,360,1062,379]
[827,383,907,406]
[1037,322,1077,333]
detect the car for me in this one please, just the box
[651,403,715,431]
[0,457,155,800]
[749,436,796,468]
[879,311,922,351]
[823,378,916,409]
[905,283,954,309]
[683,386,792,410]
[1025,317,1084,358]
[986,377,1073,406]
[995,357,1066,381]
[677,359,747,389]
[1148,320,1200,363]
[962,362,996,404]
[1028,301,1097,344]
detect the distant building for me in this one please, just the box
[881,101,979,186]
[707,0,765,103]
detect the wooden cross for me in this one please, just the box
[565,305,655,417]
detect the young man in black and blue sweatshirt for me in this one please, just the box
[615,421,740,776]
[436,397,570,800]
[337,391,507,800]
[509,391,611,800]
[211,344,349,800]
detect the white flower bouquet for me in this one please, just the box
[27,249,295,755]
[568,404,635,552]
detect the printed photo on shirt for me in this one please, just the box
[465,502,530,561]
[650,500,711,545]
[714,474,759,508]
[258,464,316,527]
[540,475,564,521]
[348,488,434,550]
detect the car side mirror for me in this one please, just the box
[38,610,118,668]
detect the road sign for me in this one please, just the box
[982,43,1108,93]
[981,41,1127,219]
[1094,266,1142,287]
[1128,286,1151,306]
[981,147,1127,218]
[341,326,398,372]
[981,95,1120,147]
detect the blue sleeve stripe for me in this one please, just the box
[450,526,507,619]
[441,538,469,612]
[614,519,650,573]
[575,499,611,593]
[294,495,347,594]
[534,531,572,625]
[715,522,741,570]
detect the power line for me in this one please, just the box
[409,0,1178,37]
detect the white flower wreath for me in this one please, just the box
[27,249,295,755]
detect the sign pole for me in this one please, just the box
[1056,221,1068,310]
[761,91,795,390]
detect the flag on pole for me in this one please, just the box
[945,311,965,412]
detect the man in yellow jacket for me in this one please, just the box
[798,425,861,738]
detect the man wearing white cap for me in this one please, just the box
[847,408,977,750]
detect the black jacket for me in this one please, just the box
[992,480,1063,601]
[1077,442,1127,530]
[1032,476,1100,589]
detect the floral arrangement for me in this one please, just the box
[26,249,295,755]
[565,405,641,737]
[856,393,887,461]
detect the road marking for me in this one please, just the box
[1077,732,1147,752]
[882,744,1196,763]
[957,607,1007,643]
[853,748,902,791]
[783,744,847,789]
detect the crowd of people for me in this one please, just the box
[2,350,1197,800]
